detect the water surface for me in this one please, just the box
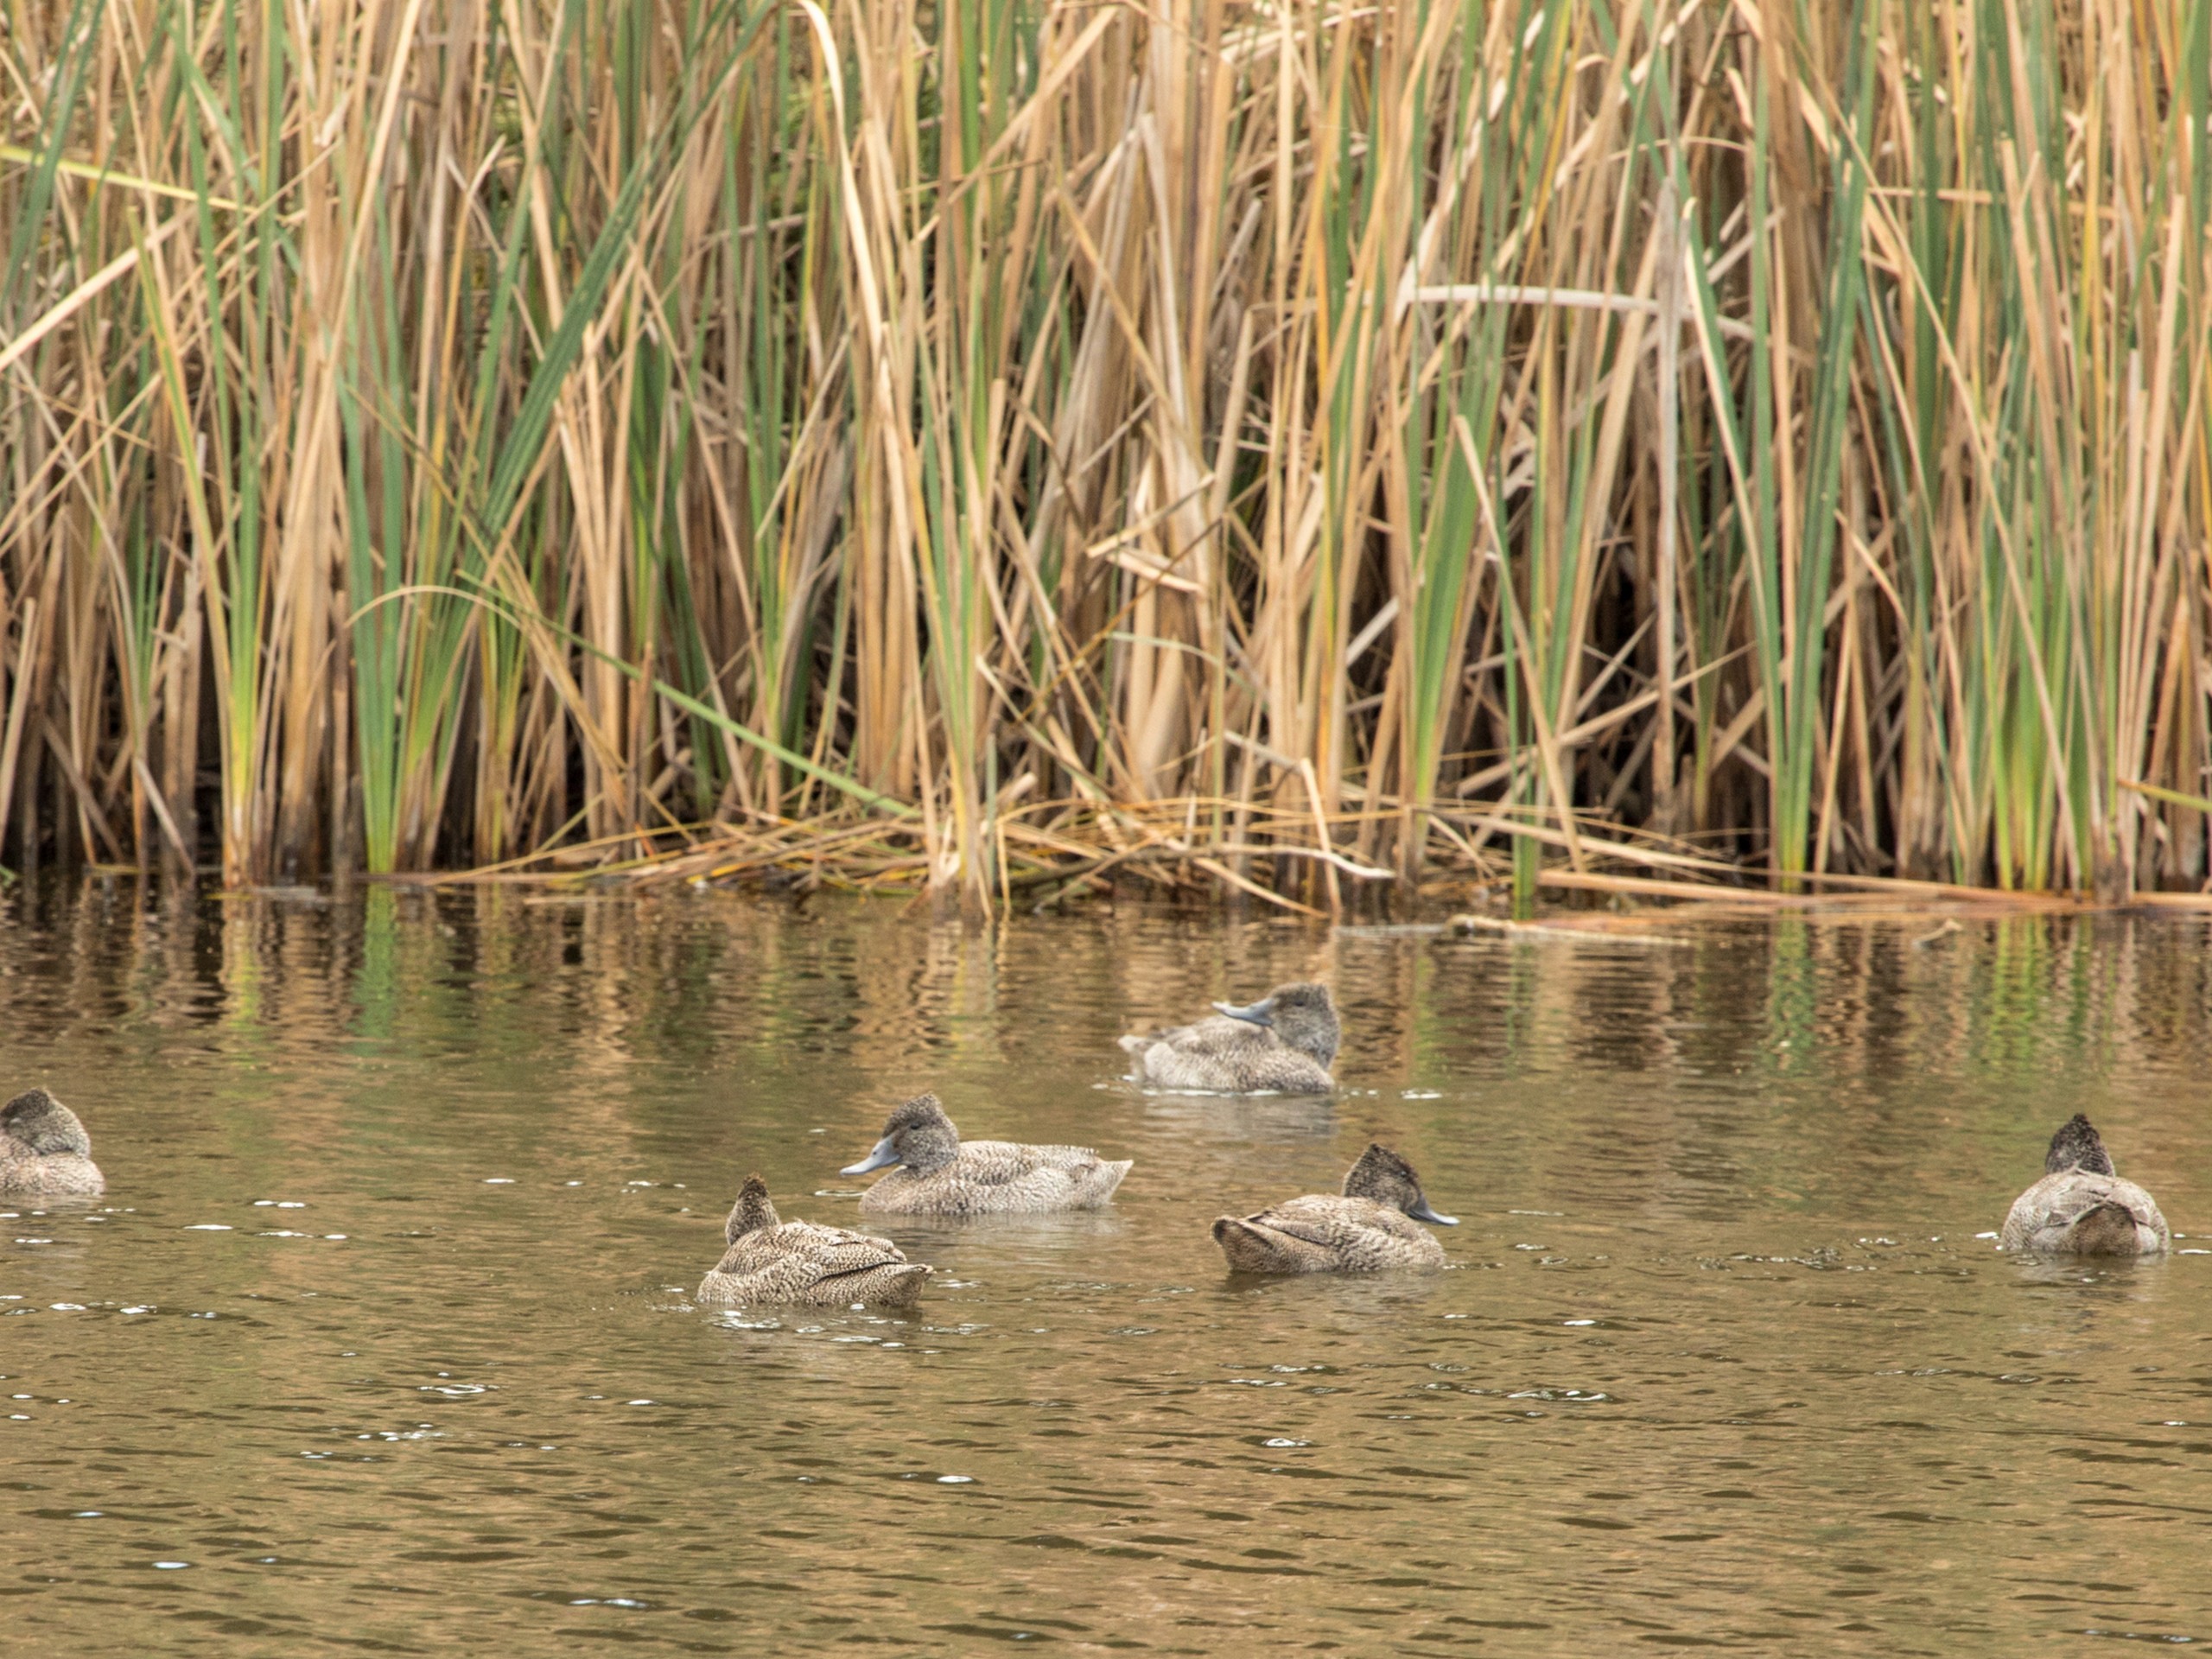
[5,881,2212,1651]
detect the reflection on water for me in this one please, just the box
[4,878,2211,1650]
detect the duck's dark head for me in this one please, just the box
[724,1174,781,1243]
[0,1090,92,1158]
[1343,1142,1456,1226]
[2045,1113,2116,1177]
[1213,982,1340,1067]
[841,1092,961,1177]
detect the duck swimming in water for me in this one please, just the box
[2001,1114,2169,1255]
[839,1093,1132,1217]
[1118,982,1339,1093]
[696,1175,932,1306]
[0,1090,105,1197]
[1212,1144,1456,1274]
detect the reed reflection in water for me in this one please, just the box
[3,879,2210,1651]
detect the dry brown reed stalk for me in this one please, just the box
[3,0,2211,915]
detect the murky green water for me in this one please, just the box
[4,880,2212,1652]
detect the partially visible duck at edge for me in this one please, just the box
[1118,982,1340,1094]
[2001,1113,2169,1255]
[840,1093,1132,1217]
[1212,1144,1456,1274]
[0,1090,104,1197]
[696,1175,931,1306]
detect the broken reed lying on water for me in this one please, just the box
[3,0,2209,906]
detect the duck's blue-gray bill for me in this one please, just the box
[840,1136,900,1177]
[1212,997,1276,1027]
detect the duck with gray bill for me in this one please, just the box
[0,1089,105,1197]
[840,1093,1132,1217]
[696,1175,932,1306]
[1212,1144,1456,1274]
[1118,982,1340,1093]
[2000,1114,2169,1255]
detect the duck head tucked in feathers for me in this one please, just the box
[0,1089,105,1197]
[723,1173,781,1240]
[2044,1113,2115,1176]
[1212,982,1341,1069]
[2,1090,92,1157]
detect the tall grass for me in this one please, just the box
[3,0,2210,910]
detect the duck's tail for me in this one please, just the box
[1211,1215,1324,1274]
[836,1262,933,1306]
[2067,1201,2147,1255]
[1087,1158,1135,1205]
[1211,1217,1271,1271]
[880,1262,933,1305]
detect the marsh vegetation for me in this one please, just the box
[3,0,2209,911]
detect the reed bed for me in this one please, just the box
[3,0,2209,912]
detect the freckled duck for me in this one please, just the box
[1212,1143,1456,1274]
[2001,1114,2169,1255]
[0,1090,105,1197]
[696,1175,932,1306]
[1118,982,1340,1093]
[839,1093,1132,1217]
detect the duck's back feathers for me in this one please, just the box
[0,1090,104,1197]
[697,1217,931,1306]
[1211,1193,1445,1274]
[2001,1170,2169,1255]
[1122,1016,1333,1094]
[857,1140,1131,1217]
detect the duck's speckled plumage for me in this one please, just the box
[1119,982,1339,1093]
[842,1094,1131,1217]
[696,1176,931,1306]
[1212,1144,1454,1274]
[2001,1114,2169,1255]
[0,1090,104,1197]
